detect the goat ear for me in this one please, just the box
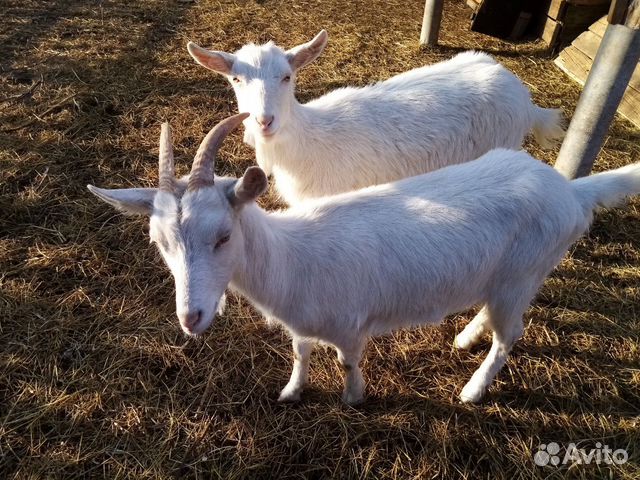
[286,30,328,70]
[87,185,157,216]
[229,167,268,206]
[187,42,235,75]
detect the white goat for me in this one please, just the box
[88,114,640,404]
[187,32,565,205]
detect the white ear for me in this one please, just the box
[187,42,235,75]
[229,167,268,206]
[87,185,157,216]
[286,30,328,70]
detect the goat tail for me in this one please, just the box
[531,106,565,149]
[571,162,640,214]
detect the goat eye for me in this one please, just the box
[214,234,230,249]
[282,75,291,82]
[232,76,241,84]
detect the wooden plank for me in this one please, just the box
[542,17,563,45]
[572,29,602,57]
[554,45,592,84]
[572,29,640,90]
[588,14,608,36]
[554,45,640,128]
[608,0,630,24]
[548,0,567,19]
[466,0,480,10]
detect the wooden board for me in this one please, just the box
[555,45,592,83]
[588,15,608,36]
[571,27,640,91]
[573,29,602,57]
[555,45,640,128]
[466,0,481,10]
[608,0,629,24]
[542,17,563,45]
[548,0,567,19]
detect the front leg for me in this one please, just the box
[454,305,490,350]
[336,339,367,405]
[278,336,314,402]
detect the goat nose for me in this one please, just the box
[256,115,274,128]
[182,310,202,329]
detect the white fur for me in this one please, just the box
[188,34,565,204]
[89,148,640,404]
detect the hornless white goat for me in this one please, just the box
[88,114,640,405]
[187,32,565,205]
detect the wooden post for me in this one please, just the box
[420,0,445,46]
[554,0,640,179]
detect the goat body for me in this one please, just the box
[226,150,639,403]
[89,116,637,404]
[259,53,563,204]
[188,34,565,205]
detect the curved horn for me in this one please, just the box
[158,122,175,193]
[188,112,250,191]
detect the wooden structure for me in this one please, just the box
[554,0,640,178]
[540,0,611,49]
[555,15,640,128]
[465,0,610,48]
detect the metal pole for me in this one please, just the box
[555,10,640,178]
[420,0,445,46]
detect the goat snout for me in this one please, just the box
[180,310,202,331]
[256,115,274,130]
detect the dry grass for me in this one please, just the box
[1,0,639,478]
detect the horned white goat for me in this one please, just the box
[88,113,640,405]
[187,32,565,205]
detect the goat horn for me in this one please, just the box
[158,122,176,193]
[188,112,250,191]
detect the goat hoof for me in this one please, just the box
[459,382,485,404]
[278,386,302,403]
[342,390,364,406]
[453,334,473,350]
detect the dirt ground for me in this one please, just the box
[1,0,639,478]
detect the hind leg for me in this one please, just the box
[335,339,367,405]
[454,305,490,350]
[459,299,527,403]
